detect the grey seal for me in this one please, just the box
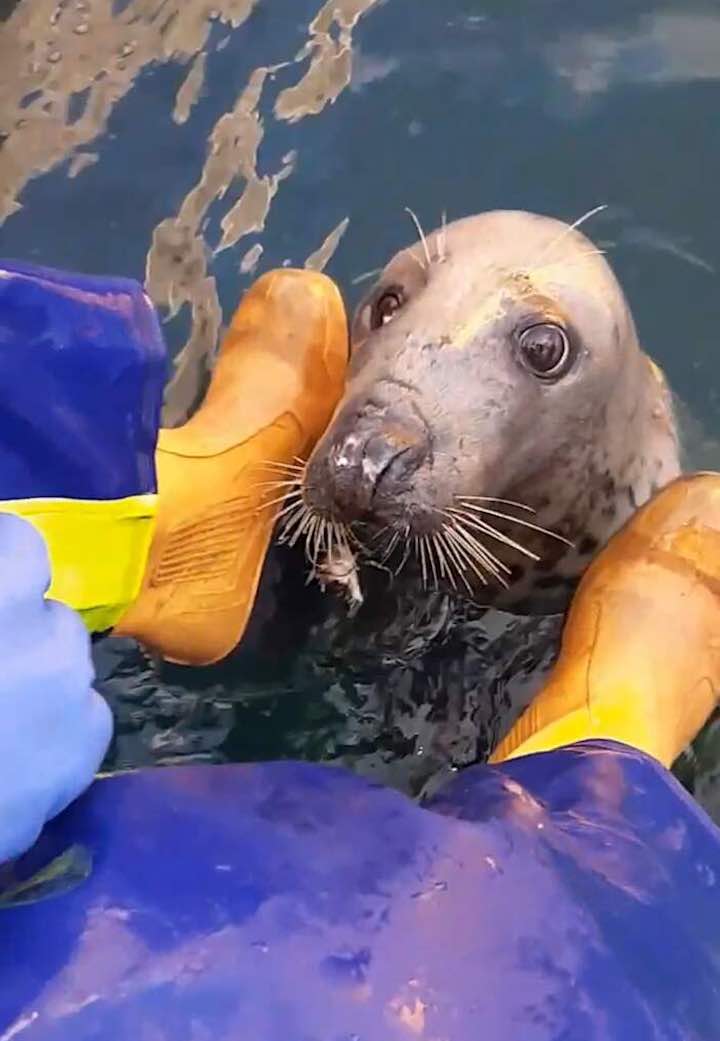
[301,209,681,613]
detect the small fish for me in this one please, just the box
[314,543,364,615]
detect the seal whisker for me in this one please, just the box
[264,493,305,518]
[404,207,434,270]
[567,203,608,233]
[311,516,326,569]
[430,532,449,585]
[454,502,574,548]
[276,497,305,523]
[441,530,474,593]
[445,518,509,580]
[454,517,541,565]
[383,536,399,564]
[415,543,426,588]
[321,519,333,565]
[447,507,540,562]
[264,466,305,478]
[254,474,301,485]
[255,483,303,503]
[314,516,328,566]
[432,531,456,589]
[306,515,319,569]
[352,267,384,286]
[277,511,305,545]
[267,493,305,518]
[258,487,303,508]
[260,495,302,515]
[529,205,608,270]
[416,534,429,588]
[287,509,315,548]
[456,495,536,514]
[305,514,320,565]
[262,467,306,485]
[444,521,508,585]
[444,531,471,591]
[437,210,449,263]
[333,519,352,562]
[255,470,304,482]
[345,524,366,551]
[406,252,429,278]
[326,519,337,563]
[424,534,439,589]
[336,521,352,556]
[262,461,305,472]
[260,471,304,488]
[279,502,312,543]
[444,525,503,588]
[382,529,401,563]
[261,459,306,473]
[278,510,310,545]
[274,493,357,582]
[393,527,412,577]
[254,477,303,491]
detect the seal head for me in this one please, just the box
[303,210,680,613]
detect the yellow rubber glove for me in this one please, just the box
[114,269,348,665]
[491,473,720,768]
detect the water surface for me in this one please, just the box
[2,0,720,812]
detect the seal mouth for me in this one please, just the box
[260,457,573,597]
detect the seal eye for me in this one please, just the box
[518,323,571,379]
[371,288,404,330]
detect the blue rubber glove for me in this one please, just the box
[0,513,112,863]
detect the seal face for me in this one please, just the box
[302,210,681,613]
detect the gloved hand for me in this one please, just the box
[0,513,112,863]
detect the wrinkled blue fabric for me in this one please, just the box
[0,513,112,863]
[0,260,165,501]
[2,741,719,1040]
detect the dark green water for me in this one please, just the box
[2,0,720,812]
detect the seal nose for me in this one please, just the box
[308,403,430,521]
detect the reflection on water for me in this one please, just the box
[0,0,373,422]
[2,0,720,812]
[548,12,720,96]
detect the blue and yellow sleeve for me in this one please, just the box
[0,260,166,631]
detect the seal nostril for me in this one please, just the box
[362,432,406,489]
[324,428,429,521]
[311,396,431,522]
[365,434,427,500]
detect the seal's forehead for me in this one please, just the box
[380,210,613,287]
[378,210,627,326]
[437,211,616,296]
[439,210,598,260]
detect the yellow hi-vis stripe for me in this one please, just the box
[0,494,158,632]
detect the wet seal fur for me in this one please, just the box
[302,209,681,613]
